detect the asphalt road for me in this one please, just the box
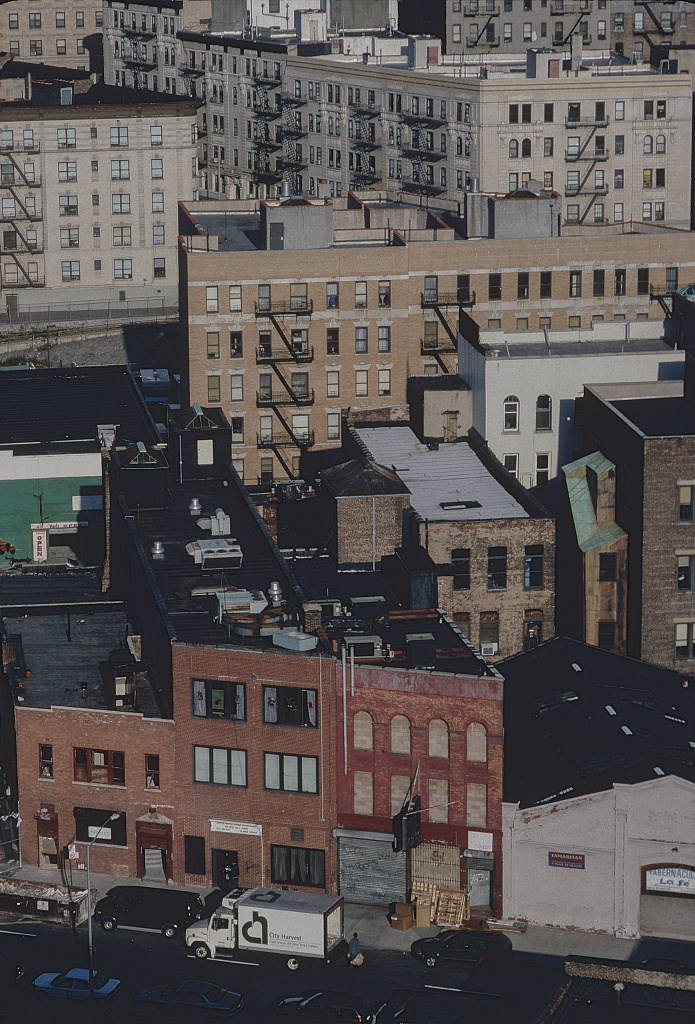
[0,916,564,1023]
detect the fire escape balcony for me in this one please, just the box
[256,389,315,407]
[253,103,282,121]
[280,92,307,107]
[281,124,307,141]
[420,337,457,356]
[254,72,282,88]
[181,62,205,77]
[123,54,157,70]
[122,25,156,39]
[400,111,447,129]
[257,430,315,448]
[565,148,609,162]
[256,346,314,363]
[565,116,609,129]
[349,101,380,119]
[255,299,313,317]
[401,146,446,162]
[421,291,475,309]
[565,183,608,197]
[351,135,380,151]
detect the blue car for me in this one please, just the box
[135,979,244,1015]
[32,967,121,999]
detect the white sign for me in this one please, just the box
[87,825,112,841]
[68,844,78,861]
[468,831,493,852]
[646,866,695,895]
[36,900,49,912]
[210,819,262,837]
[32,530,47,562]
[30,521,87,530]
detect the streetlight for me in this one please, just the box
[87,813,119,1000]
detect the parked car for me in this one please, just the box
[275,988,375,1023]
[93,885,203,938]
[410,929,512,968]
[134,979,244,1015]
[373,989,504,1024]
[32,967,120,999]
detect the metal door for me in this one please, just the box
[212,849,239,890]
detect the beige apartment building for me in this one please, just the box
[445,0,609,56]
[103,6,693,229]
[179,190,695,485]
[2,0,103,71]
[0,80,198,322]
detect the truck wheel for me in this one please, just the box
[425,955,438,968]
[193,943,210,960]
[162,924,177,939]
[287,957,301,971]
[101,918,116,932]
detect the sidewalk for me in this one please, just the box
[0,863,659,964]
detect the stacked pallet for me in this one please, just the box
[410,883,470,928]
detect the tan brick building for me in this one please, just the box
[2,0,103,70]
[179,190,695,485]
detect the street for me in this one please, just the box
[0,916,564,1023]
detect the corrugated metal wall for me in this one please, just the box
[338,837,406,904]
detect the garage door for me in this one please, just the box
[338,837,406,904]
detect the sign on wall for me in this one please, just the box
[210,819,262,837]
[645,865,695,896]
[548,851,585,870]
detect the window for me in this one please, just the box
[263,685,317,727]
[467,782,487,827]
[206,332,220,360]
[264,752,317,793]
[58,162,77,181]
[569,271,582,298]
[378,369,391,396]
[509,104,519,124]
[154,258,166,279]
[207,376,221,403]
[327,413,340,441]
[656,134,666,155]
[509,139,519,159]
[326,370,340,399]
[327,328,339,355]
[29,41,42,56]
[378,280,391,308]
[110,127,128,147]
[59,228,79,249]
[192,678,245,720]
[59,195,79,216]
[355,327,368,354]
[676,623,695,660]
[354,771,374,815]
[8,12,18,28]
[151,158,163,178]
[145,754,160,789]
[355,281,367,309]
[39,744,53,778]
[111,160,129,180]
[488,273,502,301]
[354,710,373,750]
[643,168,653,189]
[539,271,552,299]
[517,272,529,300]
[599,553,617,581]
[452,548,470,590]
[29,12,42,28]
[524,545,544,588]
[679,485,694,522]
[355,370,368,397]
[76,9,84,26]
[227,284,242,312]
[150,126,163,147]
[637,268,650,295]
[429,719,448,759]
[503,454,518,478]
[391,714,411,755]
[206,286,218,313]
[326,282,339,310]
[535,452,551,486]
[74,747,125,785]
[61,261,80,281]
[114,259,132,279]
[271,845,324,888]
[597,621,616,651]
[521,138,531,158]
[152,225,164,246]
[230,375,243,402]
[615,269,626,297]
[57,128,76,149]
[503,395,519,431]
[487,546,507,590]
[111,193,131,214]
[113,226,131,246]
[678,555,695,591]
[467,722,487,762]
[656,168,665,189]
[194,746,247,786]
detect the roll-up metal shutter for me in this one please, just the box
[338,836,406,904]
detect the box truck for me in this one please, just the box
[185,887,346,971]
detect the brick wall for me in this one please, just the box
[335,493,410,567]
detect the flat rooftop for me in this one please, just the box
[354,425,529,522]
[587,381,695,438]
[469,322,682,362]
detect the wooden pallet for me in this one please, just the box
[432,888,470,928]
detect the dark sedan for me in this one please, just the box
[134,979,244,1014]
[410,929,512,968]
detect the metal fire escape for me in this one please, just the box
[464,4,500,50]
[399,103,447,196]
[349,97,380,189]
[279,90,307,195]
[633,1,676,67]
[0,137,44,289]
[254,294,315,477]
[563,105,609,224]
[421,279,475,373]
[252,68,283,195]
[552,3,591,47]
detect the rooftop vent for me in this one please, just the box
[268,581,282,606]
[150,540,165,560]
[189,497,202,516]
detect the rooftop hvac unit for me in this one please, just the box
[185,537,243,569]
[480,642,499,657]
[343,634,383,659]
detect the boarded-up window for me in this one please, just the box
[428,719,449,759]
[391,714,411,754]
[353,711,373,750]
[353,771,373,815]
[467,723,487,762]
[391,774,410,816]
[428,778,449,823]
[467,782,487,827]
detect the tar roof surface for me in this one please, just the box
[501,636,694,808]
[611,396,695,438]
[355,426,528,522]
[0,366,160,447]
[190,212,264,253]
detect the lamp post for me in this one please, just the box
[87,813,119,1000]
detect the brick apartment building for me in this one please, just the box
[2,0,103,71]
[178,190,695,486]
[568,351,695,669]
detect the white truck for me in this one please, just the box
[185,887,347,971]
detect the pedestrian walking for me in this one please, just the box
[347,932,363,967]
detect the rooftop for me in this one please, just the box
[0,573,166,718]
[502,636,695,808]
[353,425,529,522]
[0,365,161,449]
[466,320,682,362]
[585,381,695,438]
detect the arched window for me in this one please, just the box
[428,719,449,759]
[503,395,520,431]
[353,711,373,751]
[656,134,666,154]
[535,394,552,431]
[643,135,653,154]
[467,722,487,762]
[521,138,531,158]
[391,714,411,755]
[508,139,519,159]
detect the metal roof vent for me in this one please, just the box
[151,540,165,560]
[189,497,202,516]
[268,581,282,606]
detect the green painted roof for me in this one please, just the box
[563,452,627,553]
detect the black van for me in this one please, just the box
[93,886,204,939]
